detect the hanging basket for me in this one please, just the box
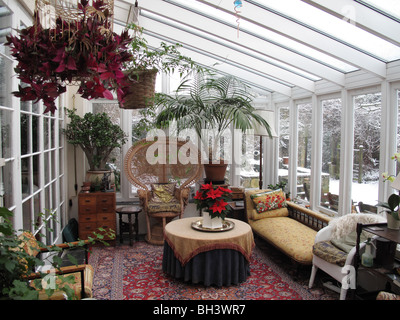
[121,69,158,109]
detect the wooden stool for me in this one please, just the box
[116,206,141,246]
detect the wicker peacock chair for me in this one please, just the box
[124,137,203,245]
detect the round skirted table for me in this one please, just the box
[162,217,254,286]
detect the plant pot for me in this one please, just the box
[386,212,400,230]
[203,161,228,182]
[121,69,158,109]
[85,170,115,191]
[202,210,223,229]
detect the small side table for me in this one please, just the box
[116,206,141,246]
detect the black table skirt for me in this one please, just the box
[162,241,250,286]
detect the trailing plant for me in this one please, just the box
[125,23,205,76]
[6,0,132,113]
[0,207,115,300]
[64,108,127,171]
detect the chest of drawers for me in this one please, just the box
[78,191,116,243]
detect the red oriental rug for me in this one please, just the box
[89,241,337,300]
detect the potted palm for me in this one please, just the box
[63,108,127,188]
[154,74,273,182]
[122,23,204,109]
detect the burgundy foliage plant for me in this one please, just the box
[6,0,132,113]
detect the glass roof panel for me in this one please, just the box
[251,0,400,62]
[169,0,358,72]
[360,0,400,21]
[142,9,321,81]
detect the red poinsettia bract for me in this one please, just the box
[194,182,232,219]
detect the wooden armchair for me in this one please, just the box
[19,232,93,300]
[124,137,202,245]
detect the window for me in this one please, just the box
[240,131,259,188]
[297,102,312,201]
[352,92,381,207]
[278,105,290,186]
[0,1,13,210]
[92,102,123,193]
[320,98,342,212]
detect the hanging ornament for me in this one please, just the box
[234,0,242,38]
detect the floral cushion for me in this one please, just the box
[150,183,176,203]
[251,189,287,214]
[312,241,348,267]
[249,217,317,264]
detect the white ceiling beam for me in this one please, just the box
[145,34,292,96]
[130,0,346,87]
[197,0,387,78]
[140,15,316,92]
[302,0,400,46]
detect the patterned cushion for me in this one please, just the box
[32,265,94,300]
[148,199,181,213]
[313,241,348,267]
[251,189,287,214]
[150,183,176,203]
[19,231,41,257]
[249,217,317,264]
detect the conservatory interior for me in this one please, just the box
[1,0,400,301]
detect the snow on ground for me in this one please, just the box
[329,179,379,206]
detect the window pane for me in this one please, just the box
[278,106,290,186]
[397,89,400,175]
[240,133,259,188]
[20,113,29,155]
[352,92,381,207]
[0,109,12,158]
[320,98,342,212]
[92,102,122,192]
[32,115,39,153]
[2,160,13,208]
[21,157,30,196]
[297,103,312,201]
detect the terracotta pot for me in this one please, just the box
[203,161,228,182]
[85,170,115,191]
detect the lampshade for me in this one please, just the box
[391,173,400,190]
[253,110,278,138]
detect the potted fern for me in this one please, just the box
[155,74,272,182]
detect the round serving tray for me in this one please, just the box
[191,219,235,232]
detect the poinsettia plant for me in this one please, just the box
[194,182,232,219]
[6,0,132,113]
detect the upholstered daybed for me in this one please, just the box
[245,189,331,265]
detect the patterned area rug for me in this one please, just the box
[89,240,339,300]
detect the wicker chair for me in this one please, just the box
[124,137,203,245]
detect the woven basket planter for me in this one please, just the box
[121,69,158,109]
